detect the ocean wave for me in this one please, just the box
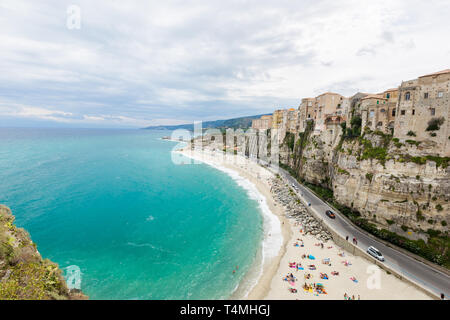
[178,151,283,299]
[126,242,173,255]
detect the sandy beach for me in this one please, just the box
[176,145,431,300]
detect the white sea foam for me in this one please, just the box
[176,150,283,299]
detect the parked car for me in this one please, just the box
[325,210,336,219]
[367,246,385,261]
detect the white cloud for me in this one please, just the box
[0,0,449,127]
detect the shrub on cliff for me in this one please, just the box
[426,117,445,131]
[0,205,88,300]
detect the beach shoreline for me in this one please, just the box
[174,144,431,300]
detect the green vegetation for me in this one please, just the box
[397,154,450,169]
[401,225,408,232]
[359,138,388,165]
[426,117,445,131]
[406,140,421,146]
[365,173,373,182]
[337,168,350,175]
[407,131,416,137]
[346,116,362,138]
[392,138,403,148]
[283,132,295,152]
[436,204,443,212]
[416,210,425,221]
[386,219,395,225]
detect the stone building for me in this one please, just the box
[286,108,300,134]
[394,69,450,156]
[313,92,345,134]
[297,93,346,134]
[345,92,368,127]
[251,115,273,130]
[360,94,389,133]
[271,109,285,129]
[271,109,289,143]
[298,98,315,132]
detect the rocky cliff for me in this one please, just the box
[0,205,87,300]
[280,125,449,267]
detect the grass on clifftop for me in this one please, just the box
[0,205,87,300]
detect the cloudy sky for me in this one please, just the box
[0,0,449,128]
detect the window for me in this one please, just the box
[431,108,435,116]
[386,93,390,99]
[377,100,379,104]
[401,110,406,115]
[412,109,415,115]
[369,110,375,118]
[424,92,429,99]
[380,109,386,113]
[392,109,396,116]
[377,122,383,126]
[437,91,444,98]
[405,92,411,101]
[367,121,372,126]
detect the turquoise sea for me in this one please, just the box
[0,128,264,300]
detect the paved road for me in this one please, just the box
[276,167,450,299]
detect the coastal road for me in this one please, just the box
[276,167,450,299]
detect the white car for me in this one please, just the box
[367,246,385,262]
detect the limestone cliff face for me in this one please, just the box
[334,139,449,233]
[282,129,450,235]
[0,205,87,300]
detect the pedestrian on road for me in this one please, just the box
[346,235,349,241]
[441,293,445,300]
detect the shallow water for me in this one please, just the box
[0,128,263,299]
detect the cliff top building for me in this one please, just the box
[251,114,273,130]
[394,69,449,156]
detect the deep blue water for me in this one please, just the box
[0,128,263,299]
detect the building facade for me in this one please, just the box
[394,69,450,156]
[251,115,273,130]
